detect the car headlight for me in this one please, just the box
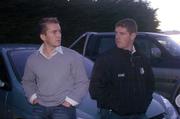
[161,96,179,119]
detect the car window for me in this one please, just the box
[71,35,86,54]
[8,50,35,81]
[86,34,115,60]
[135,37,160,59]
[155,35,180,57]
[0,54,11,90]
[98,37,116,54]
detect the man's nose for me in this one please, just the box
[56,32,61,37]
[115,34,120,39]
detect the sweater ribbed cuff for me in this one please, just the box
[65,96,79,106]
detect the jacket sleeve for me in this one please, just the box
[21,58,37,100]
[89,56,110,102]
[144,57,155,101]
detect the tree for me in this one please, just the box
[0,0,160,45]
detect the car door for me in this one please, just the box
[5,49,35,118]
[134,35,178,101]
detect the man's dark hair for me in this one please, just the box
[115,18,138,33]
[38,17,59,34]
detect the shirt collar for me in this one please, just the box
[38,44,63,59]
[132,46,136,54]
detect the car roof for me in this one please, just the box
[84,31,168,37]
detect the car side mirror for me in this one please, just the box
[151,48,161,58]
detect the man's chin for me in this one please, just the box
[55,43,61,47]
[51,44,60,48]
[116,45,123,49]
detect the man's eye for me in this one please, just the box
[120,33,126,35]
[52,31,57,34]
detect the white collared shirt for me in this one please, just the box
[132,46,136,54]
[38,44,63,59]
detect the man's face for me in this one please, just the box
[115,26,136,50]
[41,23,61,48]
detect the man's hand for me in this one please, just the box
[32,98,38,104]
[62,101,72,107]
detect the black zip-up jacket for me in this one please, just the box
[89,47,155,115]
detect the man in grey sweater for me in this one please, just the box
[22,17,89,119]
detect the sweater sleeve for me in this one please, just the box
[67,53,89,104]
[89,56,111,102]
[21,57,37,100]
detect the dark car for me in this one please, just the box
[69,32,180,113]
[0,44,179,118]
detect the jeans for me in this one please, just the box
[32,104,76,119]
[100,109,148,119]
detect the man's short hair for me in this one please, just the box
[38,17,59,34]
[115,18,138,33]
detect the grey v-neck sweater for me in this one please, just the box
[22,47,89,107]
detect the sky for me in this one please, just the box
[148,0,180,31]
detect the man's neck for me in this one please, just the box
[43,45,57,57]
[123,46,133,52]
[120,45,136,54]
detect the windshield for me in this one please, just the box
[8,49,36,81]
[155,35,180,57]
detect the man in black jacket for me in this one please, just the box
[89,18,154,119]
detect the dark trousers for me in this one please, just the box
[32,104,76,119]
[100,109,148,119]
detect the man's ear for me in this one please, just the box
[40,34,45,42]
[131,33,136,41]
